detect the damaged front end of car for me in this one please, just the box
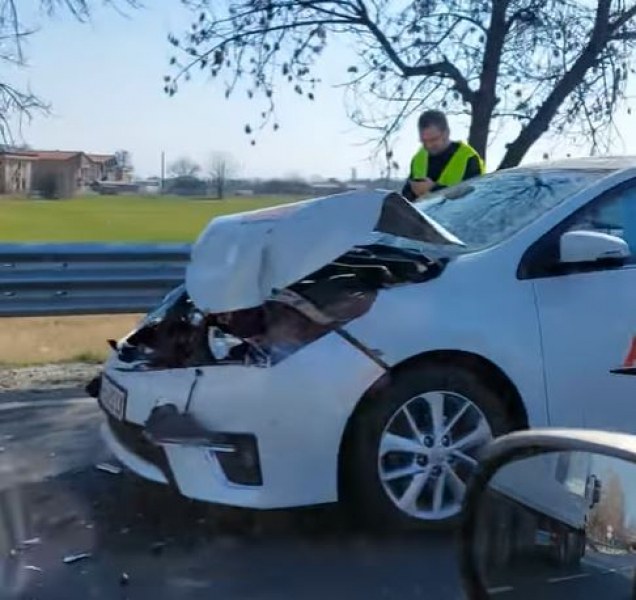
[85,190,465,502]
[96,243,444,374]
[87,190,462,388]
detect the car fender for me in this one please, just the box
[343,260,551,429]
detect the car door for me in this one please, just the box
[522,180,636,432]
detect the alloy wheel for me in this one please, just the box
[377,390,493,521]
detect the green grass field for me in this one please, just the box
[0,195,301,242]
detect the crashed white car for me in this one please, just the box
[89,156,636,530]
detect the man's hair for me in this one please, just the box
[417,110,449,132]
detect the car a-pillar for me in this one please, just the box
[337,350,529,532]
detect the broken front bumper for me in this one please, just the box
[91,331,386,509]
[101,418,169,485]
[102,414,264,491]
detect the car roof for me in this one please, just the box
[511,155,636,172]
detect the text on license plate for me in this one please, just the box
[99,376,126,420]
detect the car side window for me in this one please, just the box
[518,181,636,279]
[564,184,636,261]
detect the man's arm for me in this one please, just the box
[401,180,417,201]
[401,157,417,201]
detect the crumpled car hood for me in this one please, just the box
[186,190,462,314]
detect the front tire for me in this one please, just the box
[344,362,516,531]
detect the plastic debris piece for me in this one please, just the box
[120,572,130,586]
[63,552,92,564]
[21,537,41,547]
[95,463,122,475]
[151,541,166,555]
[24,565,43,572]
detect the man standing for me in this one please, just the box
[401,110,485,201]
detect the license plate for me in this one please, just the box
[99,375,127,420]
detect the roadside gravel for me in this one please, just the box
[0,362,100,395]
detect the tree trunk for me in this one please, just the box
[497,1,610,169]
[497,55,597,170]
[468,102,492,161]
[467,0,509,163]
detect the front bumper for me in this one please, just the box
[101,418,169,485]
[95,331,385,509]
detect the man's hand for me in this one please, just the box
[409,178,435,198]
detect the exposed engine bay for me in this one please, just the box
[112,244,445,370]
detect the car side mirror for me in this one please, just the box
[460,429,636,599]
[560,230,630,264]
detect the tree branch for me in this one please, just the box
[356,12,475,102]
[609,3,636,35]
[498,0,613,168]
[170,18,358,86]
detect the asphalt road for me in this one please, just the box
[6,391,635,600]
[0,391,465,600]
[485,546,636,598]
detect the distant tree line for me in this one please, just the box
[167,152,239,198]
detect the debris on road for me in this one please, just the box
[24,565,43,572]
[22,537,41,546]
[151,541,167,555]
[95,462,122,475]
[19,537,42,549]
[120,572,130,586]
[63,552,92,564]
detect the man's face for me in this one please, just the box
[420,125,450,155]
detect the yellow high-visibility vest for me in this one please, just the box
[410,141,485,187]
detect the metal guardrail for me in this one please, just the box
[0,243,191,317]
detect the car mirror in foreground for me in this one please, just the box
[460,429,636,599]
[560,229,630,264]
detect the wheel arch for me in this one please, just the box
[337,349,530,498]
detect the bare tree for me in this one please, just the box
[167,1,636,170]
[588,470,627,544]
[114,149,134,181]
[208,151,239,198]
[0,1,139,143]
[115,149,132,169]
[169,156,201,178]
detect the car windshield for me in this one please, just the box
[413,168,609,252]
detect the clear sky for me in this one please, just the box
[9,1,636,180]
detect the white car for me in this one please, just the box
[89,156,636,530]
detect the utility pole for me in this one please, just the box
[160,151,166,194]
